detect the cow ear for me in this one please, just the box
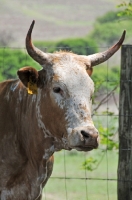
[17,66,39,87]
[86,66,93,76]
[17,66,39,94]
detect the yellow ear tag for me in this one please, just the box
[27,79,38,95]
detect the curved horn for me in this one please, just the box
[87,30,126,67]
[26,20,49,65]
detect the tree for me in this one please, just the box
[117,1,132,18]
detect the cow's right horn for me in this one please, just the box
[26,20,50,65]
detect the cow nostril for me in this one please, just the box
[81,130,89,138]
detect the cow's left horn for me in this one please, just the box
[26,20,50,65]
[87,30,126,67]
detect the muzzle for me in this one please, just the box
[67,126,99,151]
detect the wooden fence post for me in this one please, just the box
[118,45,132,200]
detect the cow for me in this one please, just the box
[0,20,125,200]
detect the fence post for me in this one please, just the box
[118,45,132,200]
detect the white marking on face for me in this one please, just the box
[51,54,94,129]
[51,81,67,109]
[67,127,72,134]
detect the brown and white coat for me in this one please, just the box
[0,21,125,199]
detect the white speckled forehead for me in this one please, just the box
[52,53,94,96]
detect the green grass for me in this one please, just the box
[42,150,118,200]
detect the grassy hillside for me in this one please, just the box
[0,0,118,47]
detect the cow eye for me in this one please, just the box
[53,87,61,93]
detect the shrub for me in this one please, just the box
[88,10,132,46]
[96,11,120,23]
[55,37,98,55]
[0,48,40,81]
[92,64,120,92]
[34,37,98,55]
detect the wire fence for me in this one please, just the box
[0,46,125,200]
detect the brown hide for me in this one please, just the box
[0,80,54,200]
[0,20,126,200]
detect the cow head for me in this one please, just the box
[18,20,125,152]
